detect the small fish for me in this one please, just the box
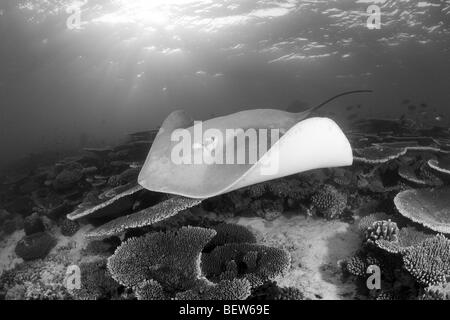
[402,99,410,104]
[408,105,417,111]
[346,105,354,111]
[347,113,358,120]
[435,114,444,121]
[420,103,427,108]
[356,104,362,109]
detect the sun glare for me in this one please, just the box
[92,0,201,27]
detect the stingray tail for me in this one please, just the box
[306,90,373,114]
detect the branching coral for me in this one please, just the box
[344,254,381,277]
[357,212,391,234]
[365,220,399,244]
[134,280,167,300]
[201,243,290,287]
[310,184,347,219]
[72,258,120,300]
[107,226,216,292]
[0,251,71,300]
[421,283,450,300]
[402,234,450,287]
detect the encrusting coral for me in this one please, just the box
[107,226,216,292]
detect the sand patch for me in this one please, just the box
[0,230,24,275]
[227,213,361,300]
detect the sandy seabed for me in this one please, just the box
[227,213,362,300]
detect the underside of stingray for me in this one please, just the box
[138,90,371,198]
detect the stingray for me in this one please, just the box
[138,90,372,199]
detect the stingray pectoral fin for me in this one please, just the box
[137,110,194,192]
[222,117,353,192]
[138,112,353,199]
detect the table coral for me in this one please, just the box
[107,226,216,292]
[394,188,450,234]
[204,223,256,252]
[87,196,202,238]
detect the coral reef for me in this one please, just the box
[357,212,392,234]
[67,183,143,220]
[375,227,432,254]
[428,157,450,175]
[134,279,166,300]
[254,281,306,300]
[174,278,252,300]
[59,219,80,237]
[107,226,215,291]
[310,184,347,219]
[2,116,450,301]
[402,234,450,287]
[250,199,284,221]
[71,258,120,300]
[15,232,57,261]
[394,188,450,234]
[86,196,202,238]
[364,220,399,244]
[24,213,46,236]
[354,146,407,164]
[201,243,290,287]
[205,223,256,252]
[421,283,450,300]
